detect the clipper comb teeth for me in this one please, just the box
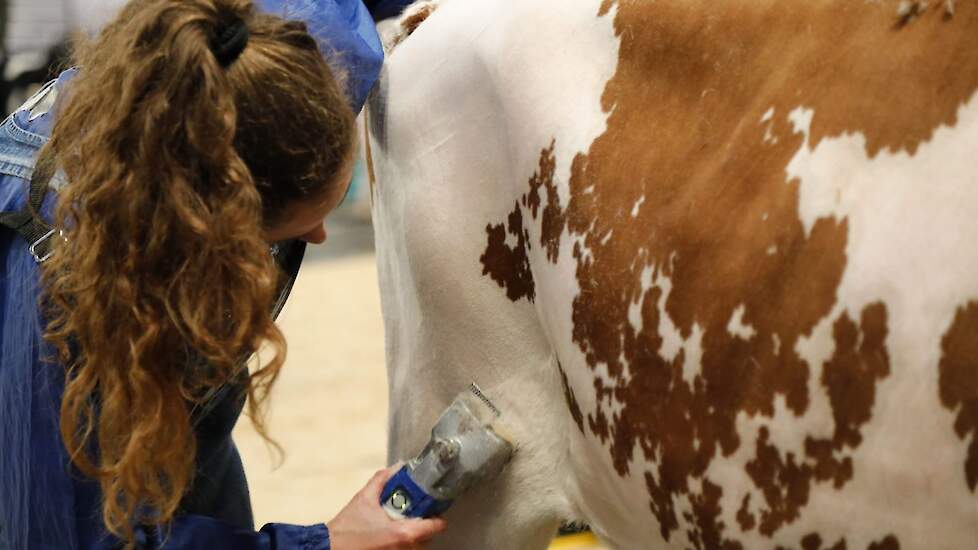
[469,382,501,418]
[381,383,514,518]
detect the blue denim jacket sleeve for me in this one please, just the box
[136,517,330,550]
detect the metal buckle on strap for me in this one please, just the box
[29,228,65,263]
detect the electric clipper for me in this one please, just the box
[380,383,515,519]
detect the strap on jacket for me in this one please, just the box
[0,163,59,263]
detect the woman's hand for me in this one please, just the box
[327,465,448,550]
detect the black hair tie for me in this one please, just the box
[211,18,249,67]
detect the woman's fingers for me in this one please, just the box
[365,463,404,500]
[328,465,448,549]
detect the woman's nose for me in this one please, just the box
[300,224,327,245]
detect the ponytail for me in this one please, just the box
[39,0,354,542]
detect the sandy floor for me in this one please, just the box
[233,212,606,549]
[233,212,388,527]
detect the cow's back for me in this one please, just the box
[368,1,978,548]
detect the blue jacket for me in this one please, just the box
[0,1,410,548]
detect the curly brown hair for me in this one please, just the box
[38,0,354,542]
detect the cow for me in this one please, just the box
[362,0,978,548]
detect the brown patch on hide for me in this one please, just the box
[480,204,534,302]
[770,530,893,549]
[736,494,755,532]
[788,533,846,550]
[401,3,436,36]
[476,0,973,545]
[524,140,564,262]
[744,305,889,536]
[746,427,814,536]
[557,361,585,434]
[482,142,565,301]
[802,533,827,550]
[817,304,890,467]
[867,535,901,550]
[685,479,743,550]
[778,536,847,550]
[389,2,438,49]
[938,302,978,491]
[484,0,973,544]
[555,0,973,544]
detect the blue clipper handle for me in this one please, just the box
[380,465,453,518]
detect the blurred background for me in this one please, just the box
[1,0,126,113]
[1,2,602,546]
[234,198,387,525]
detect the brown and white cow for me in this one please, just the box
[364,1,978,548]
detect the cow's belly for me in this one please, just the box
[549,334,978,550]
[550,317,978,550]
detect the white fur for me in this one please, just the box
[367,0,619,548]
[367,1,978,548]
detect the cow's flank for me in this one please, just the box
[478,0,978,547]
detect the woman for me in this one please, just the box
[0,0,444,548]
